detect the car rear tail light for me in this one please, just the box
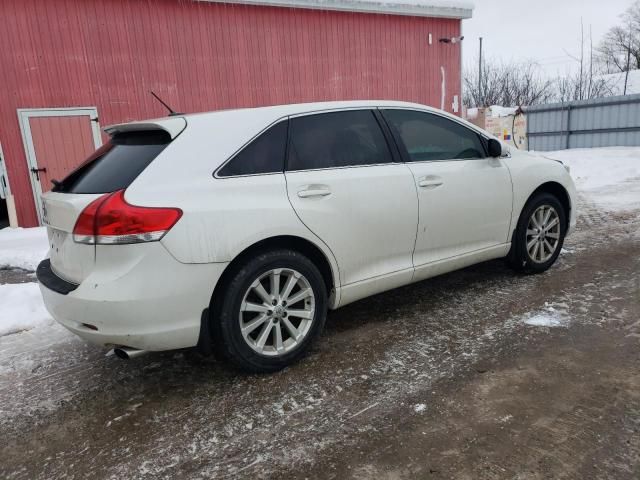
[73,190,182,244]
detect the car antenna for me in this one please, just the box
[150,91,183,117]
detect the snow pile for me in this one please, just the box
[465,105,519,121]
[488,105,518,117]
[545,147,640,190]
[0,283,53,336]
[523,305,568,328]
[601,69,640,96]
[524,314,565,328]
[465,107,479,120]
[0,227,48,271]
[541,147,640,211]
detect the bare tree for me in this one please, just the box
[464,60,556,108]
[560,20,615,101]
[554,74,613,103]
[597,1,640,73]
[465,18,616,109]
[464,57,614,108]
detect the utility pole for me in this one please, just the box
[624,24,632,95]
[589,24,593,98]
[478,37,483,107]
[578,18,584,100]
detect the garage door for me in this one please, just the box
[18,108,102,224]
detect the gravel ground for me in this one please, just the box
[0,268,36,285]
[1,195,639,479]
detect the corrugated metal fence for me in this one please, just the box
[525,93,640,151]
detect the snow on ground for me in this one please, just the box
[541,147,640,212]
[0,226,48,270]
[523,313,566,328]
[601,69,640,96]
[523,304,569,328]
[0,282,53,336]
[0,227,52,336]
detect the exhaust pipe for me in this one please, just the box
[113,346,148,360]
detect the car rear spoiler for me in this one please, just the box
[104,117,187,139]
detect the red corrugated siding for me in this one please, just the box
[0,0,461,227]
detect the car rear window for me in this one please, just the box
[287,110,393,171]
[52,130,171,194]
[217,121,287,177]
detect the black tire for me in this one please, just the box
[507,192,567,274]
[210,249,327,373]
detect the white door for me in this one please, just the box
[285,109,418,286]
[381,108,513,267]
[17,107,102,224]
[0,142,9,200]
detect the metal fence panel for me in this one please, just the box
[526,93,640,151]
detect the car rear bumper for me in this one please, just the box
[38,242,228,351]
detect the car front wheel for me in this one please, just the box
[212,249,328,373]
[508,192,567,273]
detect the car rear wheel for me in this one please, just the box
[212,249,327,373]
[508,192,567,274]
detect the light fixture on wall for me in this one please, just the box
[439,36,464,44]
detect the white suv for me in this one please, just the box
[37,101,577,372]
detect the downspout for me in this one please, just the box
[440,66,446,111]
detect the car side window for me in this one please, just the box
[383,109,486,162]
[287,110,392,171]
[217,121,287,177]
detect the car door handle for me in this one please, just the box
[297,187,332,198]
[418,177,443,188]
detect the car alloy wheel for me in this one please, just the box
[526,205,561,264]
[239,268,316,357]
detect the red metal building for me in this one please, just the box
[0,0,472,227]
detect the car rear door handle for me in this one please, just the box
[297,186,331,198]
[418,176,443,188]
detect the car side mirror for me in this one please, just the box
[487,138,503,158]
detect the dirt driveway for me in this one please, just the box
[1,196,639,479]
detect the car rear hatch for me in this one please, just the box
[40,117,186,285]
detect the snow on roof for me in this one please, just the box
[602,69,640,96]
[465,105,518,120]
[196,0,474,19]
[488,105,518,117]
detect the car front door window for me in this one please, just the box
[384,109,486,162]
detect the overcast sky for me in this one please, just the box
[462,0,633,76]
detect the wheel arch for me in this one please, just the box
[199,234,338,357]
[210,235,338,312]
[523,181,571,230]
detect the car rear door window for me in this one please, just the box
[217,121,287,177]
[53,130,171,194]
[383,109,486,162]
[287,110,392,171]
